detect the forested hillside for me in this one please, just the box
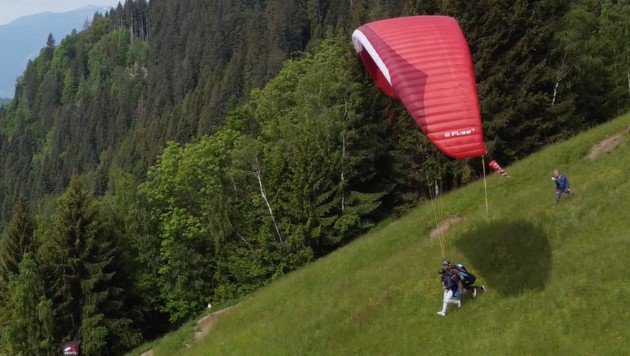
[0,0,628,354]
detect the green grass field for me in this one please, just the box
[137,113,630,355]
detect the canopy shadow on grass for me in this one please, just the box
[456,220,552,297]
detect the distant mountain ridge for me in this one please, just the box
[0,6,112,98]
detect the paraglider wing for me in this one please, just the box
[352,16,486,159]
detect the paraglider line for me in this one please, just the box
[428,176,447,258]
[482,156,489,219]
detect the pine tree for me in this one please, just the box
[0,199,36,292]
[38,176,129,354]
[1,253,56,355]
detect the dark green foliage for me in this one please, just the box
[98,167,172,340]
[0,0,409,223]
[0,0,629,350]
[553,0,630,128]
[135,38,402,322]
[38,176,138,354]
[0,201,49,354]
[0,199,36,288]
[139,135,234,322]
[0,253,56,355]
[243,38,392,253]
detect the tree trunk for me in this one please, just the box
[254,158,284,243]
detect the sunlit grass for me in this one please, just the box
[138,112,630,355]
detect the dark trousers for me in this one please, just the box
[556,189,573,203]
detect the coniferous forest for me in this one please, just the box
[0,0,628,354]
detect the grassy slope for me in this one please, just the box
[145,113,630,355]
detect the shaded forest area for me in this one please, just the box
[0,0,628,354]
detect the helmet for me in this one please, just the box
[441,259,451,266]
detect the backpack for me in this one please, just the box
[455,264,476,285]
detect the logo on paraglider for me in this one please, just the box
[63,346,78,355]
[444,128,475,138]
[61,339,81,355]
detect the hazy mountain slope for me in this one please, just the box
[0,6,111,97]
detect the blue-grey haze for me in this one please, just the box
[0,6,111,98]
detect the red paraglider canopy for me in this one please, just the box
[352,16,486,159]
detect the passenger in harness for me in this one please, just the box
[442,260,486,297]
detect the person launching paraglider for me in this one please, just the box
[437,268,460,316]
[552,169,574,204]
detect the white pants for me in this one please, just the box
[440,289,459,314]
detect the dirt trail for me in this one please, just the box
[139,306,234,356]
[587,127,630,160]
[194,306,234,341]
[430,216,464,240]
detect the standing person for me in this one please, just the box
[552,169,574,204]
[437,268,460,316]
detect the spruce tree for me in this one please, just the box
[0,199,36,293]
[1,253,56,355]
[39,176,128,354]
